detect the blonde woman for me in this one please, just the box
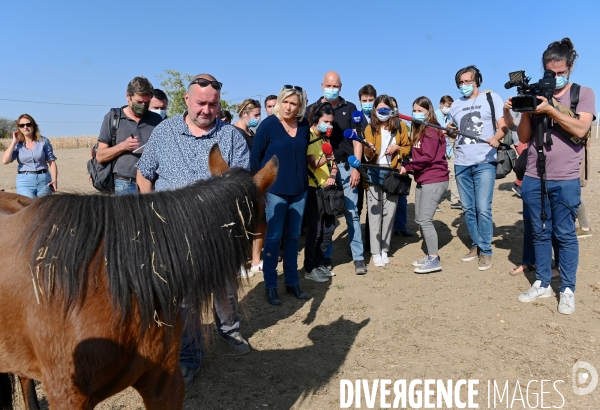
[363,95,410,267]
[250,85,310,305]
[2,114,57,198]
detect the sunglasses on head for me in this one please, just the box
[18,123,32,128]
[189,78,223,90]
[240,99,260,111]
[283,84,303,92]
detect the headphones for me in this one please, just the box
[311,101,333,125]
[456,65,482,88]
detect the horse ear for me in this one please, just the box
[208,143,230,176]
[253,155,278,193]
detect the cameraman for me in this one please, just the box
[516,38,596,315]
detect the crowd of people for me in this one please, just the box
[1,37,595,390]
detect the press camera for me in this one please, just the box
[504,70,556,112]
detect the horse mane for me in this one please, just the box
[23,168,258,330]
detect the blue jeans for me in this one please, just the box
[335,163,364,261]
[521,176,580,291]
[263,191,307,289]
[455,162,496,256]
[522,200,559,266]
[114,178,138,195]
[16,172,52,198]
[393,194,408,232]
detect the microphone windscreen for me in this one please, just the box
[504,81,513,89]
[325,127,332,138]
[351,110,363,124]
[397,113,413,122]
[322,142,333,155]
[348,155,361,168]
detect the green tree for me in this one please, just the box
[157,70,237,117]
[0,117,14,139]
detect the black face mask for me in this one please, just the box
[131,101,149,116]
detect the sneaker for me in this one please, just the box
[462,246,478,262]
[450,201,462,210]
[225,334,251,355]
[512,184,522,197]
[354,260,367,275]
[477,254,493,271]
[372,253,385,267]
[381,251,390,264]
[558,288,575,315]
[412,255,430,267]
[518,280,552,302]
[436,207,442,212]
[576,227,593,238]
[181,364,200,391]
[239,265,255,279]
[305,268,329,283]
[414,255,442,274]
[250,260,263,273]
[317,265,336,277]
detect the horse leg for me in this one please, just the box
[134,368,185,410]
[19,377,40,410]
[0,373,14,410]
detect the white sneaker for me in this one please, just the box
[518,280,552,302]
[305,268,329,283]
[250,260,263,273]
[239,265,255,279]
[317,266,336,277]
[372,253,385,267]
[381,251,390,264]
[558,288,575,315]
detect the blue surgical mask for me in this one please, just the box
[317,122,330,133]
[247,118,259,128]
[323,88,340,101]
[361,102,374,115]
[555,76,568,89]
[412,112,426,122]
[151,109,166,119]
[459,84,474,97]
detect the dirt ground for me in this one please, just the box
[1,146,599,409]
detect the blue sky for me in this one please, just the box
[2,0,599,137]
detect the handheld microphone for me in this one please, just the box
[326,127,332,138]
[348,155,400,172]
[347,155,368,180]
[322,142,333,156]
[351,110,364,124]
[343,129,376,153]
[396,113,489,144]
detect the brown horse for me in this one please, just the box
[0,145,277,409]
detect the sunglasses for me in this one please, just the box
[18,123,32,128]
[239,99,260,112]
[283,84,303,92]
[189,78,223,90]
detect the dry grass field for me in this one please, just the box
[1,142,599,409]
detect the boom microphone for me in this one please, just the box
[343,129,376,153]
[396,112,489,144]
[322,142,333,156]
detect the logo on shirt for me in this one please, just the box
[343,112,346,115]
[457,111,486,145]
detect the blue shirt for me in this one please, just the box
[434,108,454,158]
[11,137,57,172]
[250,114,309,195]
[136,114,249,191]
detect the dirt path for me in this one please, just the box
[2,146,599,409]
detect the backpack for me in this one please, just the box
[487,92,517,179]
[87,108,120,193]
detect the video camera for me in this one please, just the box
[504,70,556,112]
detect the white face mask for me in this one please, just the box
[151,109,167,119]
[376,113,391,122]
[441,106,450,115]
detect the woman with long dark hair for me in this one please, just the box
[250,85,310,305]
[2,114,57,198]
[399,97,449,273]
[363,95,410,267]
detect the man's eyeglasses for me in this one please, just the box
[189,78,223,90]
[18,123,32,128]
[457,79,475,86]
[283,84,303,92]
